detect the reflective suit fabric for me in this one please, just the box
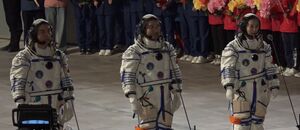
[121,40,182,130]
[10,48,74,124]
[220,38,279,130]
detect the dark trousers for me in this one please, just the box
[123,12,143,47]
[104,15,115,50]
[261,30,280,66]
[272,31,287,67]
[261,30,272,45]
[96,14,106,50]
[188,16,209,57]
[114,12,124,46]
[22,10,45,45]
[3,0,22,49]
[296,27,300,69]
[123,12,133,47]
[130,12,143,36]
[211,24,225,55]
[74,4,93,50]
[281,32,298,68]
[162,15,176,48]
[178,6,191,55]
[225,30,235,46]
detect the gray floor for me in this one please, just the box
[0,39,300,130]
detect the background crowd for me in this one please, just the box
[2,0,300,77]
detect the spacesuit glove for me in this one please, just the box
[59,100,74,123]
[226,86,234,101]
[15,99,25,107]
[128,95,142,115]
[171,92,181,113]
[63,91,75,101]
[271,87,279,99]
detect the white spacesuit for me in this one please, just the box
[10,19,74,128]
[120,14,182,130]
[220,14,280,130]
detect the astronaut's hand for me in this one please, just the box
[171,92,181,113]
[129,95,142,115]
[226,87,234,101]
[59,100,74,123]
[63,90,74,101]
[271,88,279,99]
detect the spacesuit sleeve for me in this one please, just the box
[59,51,74,100]
[264,44,280,89]
[169,44,183,92]
[120,48,141,98]
[10,51,31,102]
[220,43,238,89]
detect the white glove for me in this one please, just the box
[271,88,279,99]
[59,100,74,123]
[226,87,234,101]
[63,90,74,101]
[128,95,142,115]
[171,92,181,113]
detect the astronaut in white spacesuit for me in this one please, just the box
[120,14,182,130]
[221,13,280,130]
[10,19,74,129]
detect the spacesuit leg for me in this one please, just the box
[231,94,251,130]
[250,106,266,130]
[250,123,264,130]
[231,111,251,130]
[250,86,270,130]
[233,124,251,130]
[138,106,158,129]
[251,100,269,130]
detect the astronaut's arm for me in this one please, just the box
[169,45,183,92]
[264,44,280,90]
[220,44,238,89]
[10,52,30,104]
[59,51,74,101]
[120,49,140,98]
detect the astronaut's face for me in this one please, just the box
[145,20,162,41]
[37,23,52,45]
[246,19,260,37]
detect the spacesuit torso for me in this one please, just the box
[121,37,182,130]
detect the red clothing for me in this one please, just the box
[223,7,238,30]
[201,0,209,4]
[236,8,253,21]
[256,12,272,30]
[224,14,237,30]
[180,0,187,4]
[208,14,223,25]
[158,0,167,6]
[271,16,283,31]
[279,0,298,32]
[271,1,284,31]
[298,12,300,26]
[44,0,68,8]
